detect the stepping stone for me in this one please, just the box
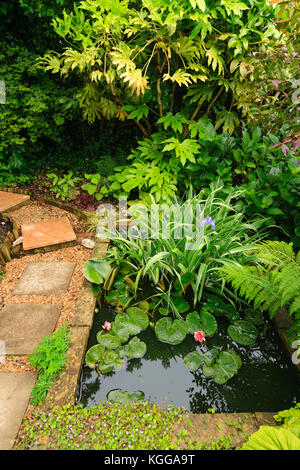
[21,217,76,251]
[0,372,37,450]
[0,191,30,213]
[13,262,76,296]
[0,304,62,355]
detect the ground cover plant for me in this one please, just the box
[28,324,71,405]
[15,401,233,450]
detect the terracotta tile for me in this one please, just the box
[0,191,30,213]
[22,217,76,250]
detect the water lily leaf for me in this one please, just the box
[244,308,264,326]
[112,308,149,341]
[183,351,204,371]
[85,344,105,369]
[155,317,188,345]
[186,311,217,336]
[241,426,300,450]
[82,258,111,284]
[107,389,145,404]
[202,348,219,366]
[119,337,147,359]
[96,332,121,349]
[125,308,149,330]
[203,350,242,384]
[228,320,258,346]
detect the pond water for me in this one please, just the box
[77,305,300,413]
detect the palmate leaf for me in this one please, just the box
[221,0,249,17]
[189,0,206,12]
[206,47,224,75]
[121,104,149,121]
[163,70,197,87]
[162,137,200,166]
[157,113,188,133]
[215,110,239,135]
[120,69,150,96]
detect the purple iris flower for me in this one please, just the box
[200,216,215,230]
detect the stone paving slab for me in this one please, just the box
[22,217,76,251]
[0,304,62,355]
[0,191,30,213]
[13,262,76,295]
[0,372,37,450]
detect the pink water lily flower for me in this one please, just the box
[102,321,111,331]
[194,330,206,343]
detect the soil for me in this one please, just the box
[17,174,109,213]
[0,215,12,244]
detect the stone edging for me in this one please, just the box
[41,238,109,409]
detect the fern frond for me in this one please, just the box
[220,263,281,315]
[253,241,295,269]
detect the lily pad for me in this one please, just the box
[107,389,145,404]
[183,351,204,371]
[228,320,258,346]
[186,311,217,337]
[96,332,121,349]
[112,308,149,341]
[119,337,147,359]
[183,348,220,373]
[155,317,188,345]
[244,308,264,326]
[85,344,105,369]
[82,258,111,284]
[203,349,242,384]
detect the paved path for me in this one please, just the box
[0,191,78,449]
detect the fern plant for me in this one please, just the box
[220,240,300,352]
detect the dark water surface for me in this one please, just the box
[77,306,300,413]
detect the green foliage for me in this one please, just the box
[241,402,300,450]
[183,348,242,384]
[104,183,264,318]
[227,320,258,346]
[0,43,79,167]
[84,306,148,374]
[42,0,278,135]
[220,240,300,352]
[46,171,82,200]
[28,324,71,405]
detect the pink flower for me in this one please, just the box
[102,321,111,331]
[194,330,206,343]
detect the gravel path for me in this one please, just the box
[0,202,92,373]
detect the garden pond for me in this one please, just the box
[77,304,300,413]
